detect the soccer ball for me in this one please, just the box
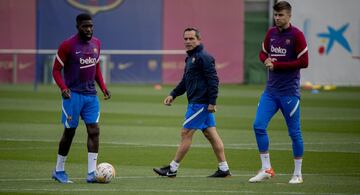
[95,162,116,183]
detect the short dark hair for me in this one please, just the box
[76,13,92,25]
[184,27,201,39]
[273,1,292,12]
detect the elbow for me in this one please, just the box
[300,62,308,69]
[300,56,309,69]
[259,52,267,62]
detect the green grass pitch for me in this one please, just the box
[0,84,359,195]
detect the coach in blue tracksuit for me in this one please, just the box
[153,27,231,178]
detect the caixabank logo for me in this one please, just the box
[67,0,124,15]
[317,23,352,55]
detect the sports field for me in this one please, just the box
[0,84,359,195]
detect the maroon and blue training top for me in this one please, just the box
[259,24,309,97]
[53,34,106,95]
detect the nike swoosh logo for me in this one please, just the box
[76,51,81,54]
[287,100,292,104]
[118,62,133,70]
[19,62,32,70]
[166,172,176,176]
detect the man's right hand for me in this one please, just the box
[163,95,174,106]
[62,89,71,99]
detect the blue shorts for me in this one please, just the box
[183,104,216,130]
[61,91,100,128]
[253,92,301,132]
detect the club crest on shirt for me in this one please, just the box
[192,57,195,63]
[93,48,98,53]
[67,0,124,15]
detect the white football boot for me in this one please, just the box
[248,168,275,183]
[289,175,303,184]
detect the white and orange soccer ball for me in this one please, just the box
[95,162,116,183]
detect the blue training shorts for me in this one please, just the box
[183,104,216,130]
[61,91,100,128]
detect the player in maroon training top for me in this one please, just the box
[249,1,308,184]
[52,13,110,183]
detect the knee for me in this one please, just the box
[87,124,99,138]
[63,128,76,139]
[180,130,193,141]
[253,126,267,136]
[253,121,267,135]
[289,130,302,141]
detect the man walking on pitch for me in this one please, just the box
[249,1,308,184]
[52,13,111,183]
[153,27,231,178]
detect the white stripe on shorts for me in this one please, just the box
[65,120,70,128]
[183,107,204,126]
[96,112,100,123]
[62,100,70,128]
[61,100,69,118]
[289,99,300,117]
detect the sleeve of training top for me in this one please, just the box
[52,41,69,91]
[259,30,271,63]
[170,65,187,99]
[273,31,309,70]
[201,54,219,105]
[94,40,107,93]
[170,74,186,99]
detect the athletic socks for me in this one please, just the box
[293,158,302,176]
[260,153,271,170]
[56,154,67,172]
[218,161,229,171]
[169,160,179,172]
[56,153,99,174]
[88,152,98,174]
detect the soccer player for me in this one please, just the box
[153,27,231,178]
[248,1,308,184]
[52,13,111,183]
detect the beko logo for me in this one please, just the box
[80,57,96,64]
[271,45,287,54]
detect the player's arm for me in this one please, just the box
[259,30,271,63]
[94,42,110,100]
[259,30,276,70]
[201,54,219,107]
[273,31,309,70]
[53,42,70,99]
[95,60,110,100]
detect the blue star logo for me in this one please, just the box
[317,23,352,54]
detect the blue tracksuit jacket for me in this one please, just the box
[170,44,219,105]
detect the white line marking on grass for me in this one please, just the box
[0,188,357,195]
[1,138,359,153]
[2,138,360,146]
[1,173,359,182]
